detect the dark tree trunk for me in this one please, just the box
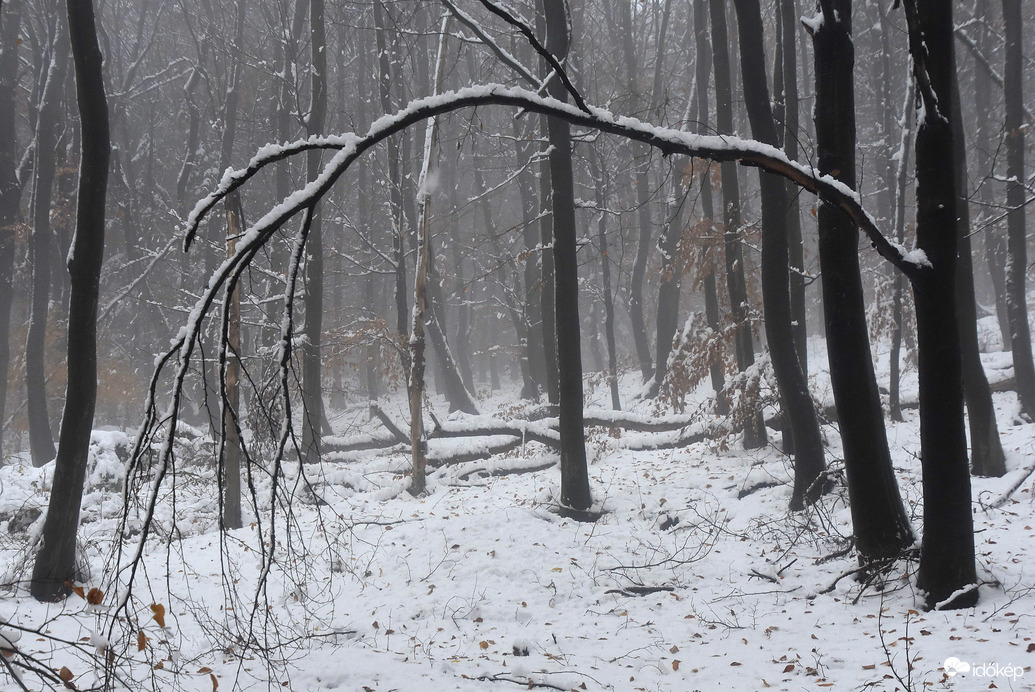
[542,0,591,512]
[513,116,546,399]
[613,0,656,383]
[810,0,914,558]
[1001,0,1035,418]
[779,0,806,372]
[708,0,765,448]
[588,147,621,410]
[374,0,409,376]
[26,19,68,467]
[31,0,109,601]
[731,0,826,510]
[949,72,1006,478]
[302,0,326,464]
[535,0,558,406]
[222,192,244,530]
[0,0,24,461]
[903,0,977,609]
[692,0,727,415]
[888,77,914,425]
[652,183,686,394]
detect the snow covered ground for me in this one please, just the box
[0,338,1033,691]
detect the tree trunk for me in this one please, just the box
[904,0,978,610]
[0,0,24,461]
[301,0,327,464]
[222,192,244,529]
[809,0,914,558]
[542,0,591,512]
[26,18,69,467]
[731,0,826,510]
[587,147,621,410]
[692,0,728,415]
[708,0,765,448]
[1001,0,1035,418]
[779,0,806,373]
[888,76,914,425]
[374,0,410,377]
[31,0,109,601]
[949,71,1006,478]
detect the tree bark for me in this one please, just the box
[31,0,109,601]
[542,0,591,511]
[1001,0,1035,418]
[708,0,765,448]
[903,0,978,609]
[809,0,914,558]
[732,0,825,510]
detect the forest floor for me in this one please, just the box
[0,328,1033,691]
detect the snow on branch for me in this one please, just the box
[184,84,922,278]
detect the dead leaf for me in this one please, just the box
[86,588,104,606]
[783,664,795,673]
[66,582,86,600]
[198,667,213,674]
[59,666,74,682]
[672,660,680,671]
[136,631,148,652]
[210,672,219,691]
[151,604,166,628]
[479,641,489,650]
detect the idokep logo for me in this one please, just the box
[943,656,1025,682]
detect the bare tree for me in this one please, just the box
[1001,0,1035,418]
[0,0,24,462]
[31,0,110,601]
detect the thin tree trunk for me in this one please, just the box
[779,0,806,372]
[409,16,453,494]
[732,0,826,510]
[222,192,243,529]
[374,1,410,377]
[588,147,621,410]
[949,71,1006,478]
[709,0,766,448]
[809,0,914,557]
[542,0,591,511]
[0,0,24,461]
[888,76,914,424]
[301,0,326,464]
[26,17,68,467]
[693,0,728,415]
[1001,0,1035,418]
[31,0,109,601]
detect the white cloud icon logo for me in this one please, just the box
[944,657,971,676]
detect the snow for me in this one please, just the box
[1,340,1033,691]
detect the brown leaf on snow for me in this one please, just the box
[783,664,795,673]
[59,666,74,682]
[136,631,148,652]
[151,604,166,628]
[86,588,104,605]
